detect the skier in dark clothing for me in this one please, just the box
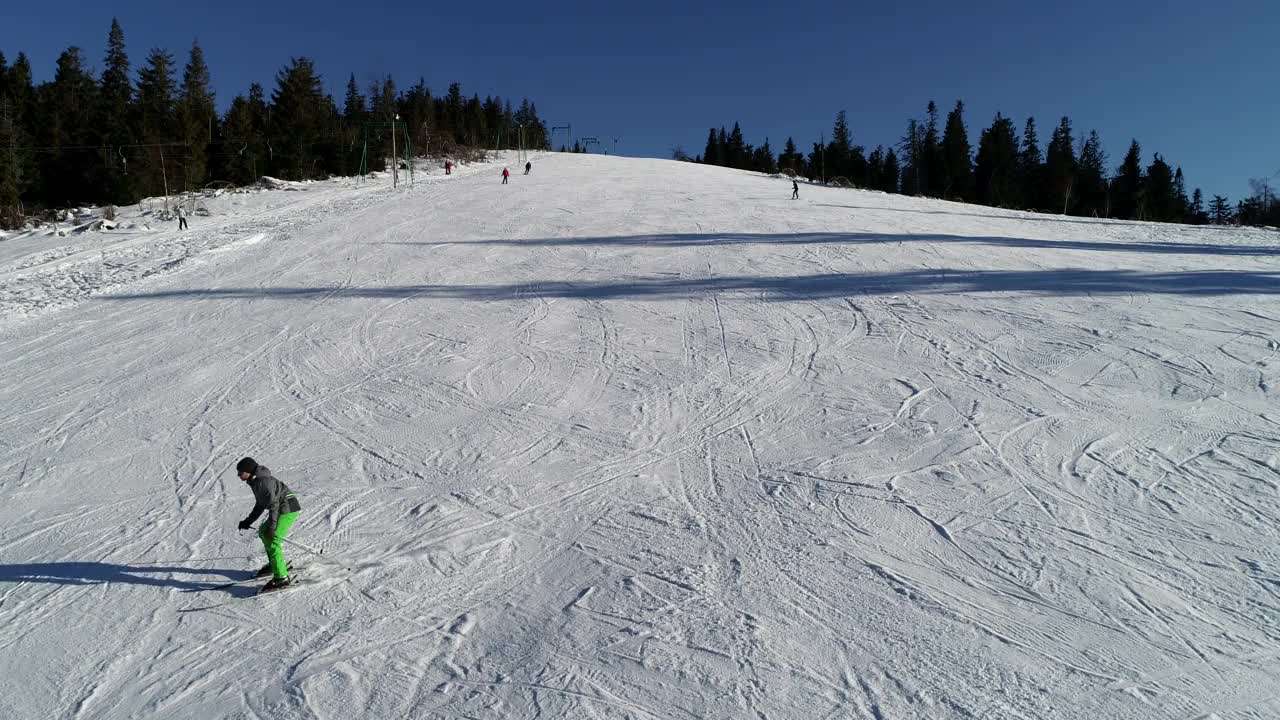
[235,457,301,592]
[502,167,510,184]
[445,160,452,175]
[524,161,531,175]
[791,179,799,200]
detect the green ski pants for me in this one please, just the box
[259,511,299,579]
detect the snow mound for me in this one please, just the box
[257,175,307,191]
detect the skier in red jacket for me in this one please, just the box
[502,167,510,184]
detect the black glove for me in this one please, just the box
[238,518,252,531]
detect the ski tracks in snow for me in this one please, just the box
[3,154,1280,718]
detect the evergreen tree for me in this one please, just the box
[0,56,22,226]
[850,145,869,187]
[1,44,560,205]
[247,83,270,170]
[0,123,18,227]
[216,94,256,184]
[973,113,1019,207]
[752,137,776,173]
[10,52,35,122]
[702,127,720,166]
[465,94,485,147]
[1173,167,1190,222]
[482,95,502,144]
[97,19,133,203]
[939,100,972,200]
[922,101,943,197]
[3,53,37,205]
[502,97,521,149]
[827,110,854,181]
[134,47,177,198]
[401,79,433,155]
[1189,188,1207,224]
[341,74,366,175]
[1234,182,1279,226]
[1018,117,1044,210]
[777,136,801,174]
[726,122,747,169]
[270,57,338,180]
[342,75,365,122]
[882,148,900,193]
[178,42,215,191]
[807,141,825,182]
[525,101,549,150]
[1236,197,1262,225]
[363,76,397,169]
[1236,188,1271,228]
[503,98,515,143]
[1246,177,1280,225]
[1075,130,1108,217]
[517,100,537,151]
[366,76,394,165]
[40,47,99,205]
[898,118,923,195]
[135,48,177,139]
[1113,140,1143,219]
[1143,153,1176,221]
[1044,116,1076,214]
[867,146,883,189]
[1209,194,1233,224]
[443,82,464,143]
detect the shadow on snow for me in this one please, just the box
[807,203,1269,230]
[103,267,1280,302]
[0,561,255,595]
[407,230,1279,256]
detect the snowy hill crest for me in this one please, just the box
[1,152,1278,719]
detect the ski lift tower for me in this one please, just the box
[358,116,413,188]
[581,137,601,153]
[552,124,572,152]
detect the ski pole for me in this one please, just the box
[282,535,325,557]
[244,525,325,556]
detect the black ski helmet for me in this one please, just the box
[236,457,259,475]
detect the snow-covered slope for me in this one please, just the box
[1,152,1278,720]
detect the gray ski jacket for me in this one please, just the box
[242,466,301,532]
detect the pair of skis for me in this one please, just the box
[177,566,306,613]
[203,568,301,593]
[179,527,329,610]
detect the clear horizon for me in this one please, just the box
[3,0,1276,202]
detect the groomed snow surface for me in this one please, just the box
[1,152,1278,719]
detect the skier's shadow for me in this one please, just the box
[0,561,257,596]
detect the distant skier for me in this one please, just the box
[235,457,301,593]
[176,204,188,230]
[444,160,452,175]
[791,179,799,200]
[502,167,510,184]
[524,161,531,175]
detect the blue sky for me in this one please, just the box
[3,0,1276,201]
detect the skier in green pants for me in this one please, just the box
[235,457,301,592]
